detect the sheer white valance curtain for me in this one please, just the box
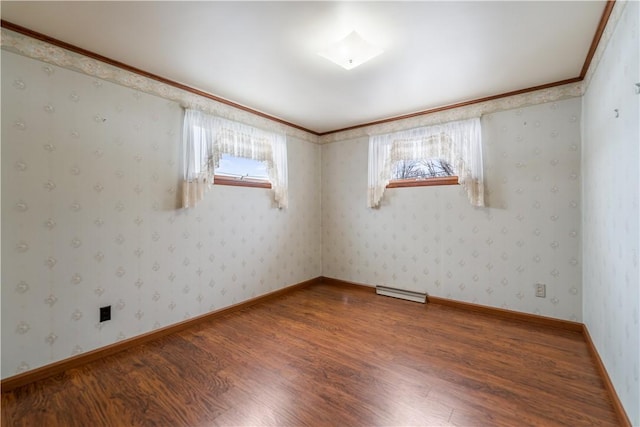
[182,109,288,209]
[367,117,484,208]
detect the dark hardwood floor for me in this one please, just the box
[1,283,620,426]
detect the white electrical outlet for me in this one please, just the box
[535,283,546,298]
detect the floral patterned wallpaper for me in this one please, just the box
[322,97,583,322]
[0,7,635,422]
[318,83,583,145]
[1,50,322,378]
[582,1,639,424]
[0,28,317,145]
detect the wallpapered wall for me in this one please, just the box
[582,1,639,424]
[1,8,635,421]
[1,50,322,378]
[322,97,583,321]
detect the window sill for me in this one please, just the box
[214,175,272,189]
[387,176,458,189]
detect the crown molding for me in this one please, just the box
[1,0,622,144]
[0,21,321,144]
[582,0,626,90]
[318,81,584,144]
[318,0,619,142]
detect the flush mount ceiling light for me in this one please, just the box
[318,31,384,70]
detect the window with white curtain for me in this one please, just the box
[367,117,484,208]
[182,109,288,209]
[215,154,270,182]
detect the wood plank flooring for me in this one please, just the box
[1,283,621,426]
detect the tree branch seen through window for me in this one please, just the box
[387,159,458,188]
[392,159,455,180]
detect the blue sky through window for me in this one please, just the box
[215,154,269,179]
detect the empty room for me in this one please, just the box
[1,1,638,426]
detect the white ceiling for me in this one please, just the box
[1,1,606,134]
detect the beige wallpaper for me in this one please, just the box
[1,50,322,378]
[582,1,639,424]
[1,11,635,423]
[322,98,583,321]
[1,28,318,145]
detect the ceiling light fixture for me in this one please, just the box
[318,31,383,71]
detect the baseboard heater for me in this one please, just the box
[375,285,427,303]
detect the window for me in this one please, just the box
[214,154,271,189]
[182,109,288,208]
[367,117,484,207]
[387,158,459,188]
